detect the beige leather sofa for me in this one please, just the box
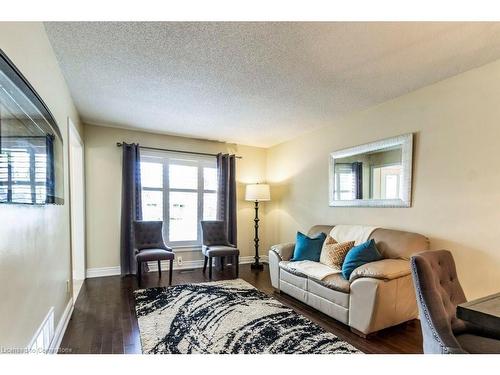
[268,225,429,336]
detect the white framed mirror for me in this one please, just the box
[329,133,413,207]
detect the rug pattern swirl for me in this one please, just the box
[134,279,361,354]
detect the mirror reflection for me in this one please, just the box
[0,50,64,205]
[333,146,402,201]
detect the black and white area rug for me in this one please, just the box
[134,279,361,354]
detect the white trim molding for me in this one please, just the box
[85,255,269,278]
[147,255,269,272]
[27,307,54,354]
[50,299,73,354]
[86,266,121,278]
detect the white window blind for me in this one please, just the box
[0,138,49,204]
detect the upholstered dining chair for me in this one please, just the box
[133,221,175,286]
[200,221,239,280]
[410,250,500,354]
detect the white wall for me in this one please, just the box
[0,22,83,347]
[266,57,500,300]
[84,124,267,271]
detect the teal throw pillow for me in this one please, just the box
[342,239,383,279]
[291,231,327,262]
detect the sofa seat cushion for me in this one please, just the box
[279,261,349,293]
[279,261,307,277]
[308,279,350,308]
[279,260,339,280]
[280,268,308,290]
[456,333,500,354]
[311,273,351,293]
[348,259,410,282]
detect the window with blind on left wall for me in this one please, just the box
[140,149,217,247]
[0,136,54,204]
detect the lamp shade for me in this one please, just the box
[245,183,271,202]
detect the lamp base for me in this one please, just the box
[251,262,264,270]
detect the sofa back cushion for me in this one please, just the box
[308,225,334,238]
[308,225,429,260]
[291,231,326,262]
[369,228,429,260]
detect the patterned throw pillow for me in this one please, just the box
[319,235,355,270]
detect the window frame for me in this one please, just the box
[140,150,217,248]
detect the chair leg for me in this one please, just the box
[209,256,213,280]
[235,255,239,278]
[220,256,225,271]
[137,260,142,287]
[158,260,162,278]
[203,255,208,273]
[169,259,173,286]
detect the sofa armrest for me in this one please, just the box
[270,242,295,261]
[349,259,410,283]
[349,273,418,334]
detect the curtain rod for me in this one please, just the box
[116,142,242,159]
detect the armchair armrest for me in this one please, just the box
[270,242,295,261]
[349,259,410,282]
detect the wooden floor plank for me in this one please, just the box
[60,264,423,354]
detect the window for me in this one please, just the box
[334,163,355,200]
[0,137,53,204]
[140,150,217,247]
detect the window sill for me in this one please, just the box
[170,245,202,253]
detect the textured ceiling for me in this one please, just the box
[45,22,500,147]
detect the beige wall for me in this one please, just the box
[266,58,500,301]
[84,124,267,270]
[0,23,82,347]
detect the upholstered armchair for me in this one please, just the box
[133,221,175,285]
[200,221,239,279]
[410,250,500,354]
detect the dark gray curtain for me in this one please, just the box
[216,153,237,246]
[120,142,143,276]
[351,162,363,199]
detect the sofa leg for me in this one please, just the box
[350,327,369,339]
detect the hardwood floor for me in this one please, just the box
[60,264,423,354]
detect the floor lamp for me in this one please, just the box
[245,183,271,270]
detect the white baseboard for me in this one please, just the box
[241,255,269,264]
[86,255,269,278]
[50,299,73,353]
[86,266,121,278]
[27,307,55,353]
